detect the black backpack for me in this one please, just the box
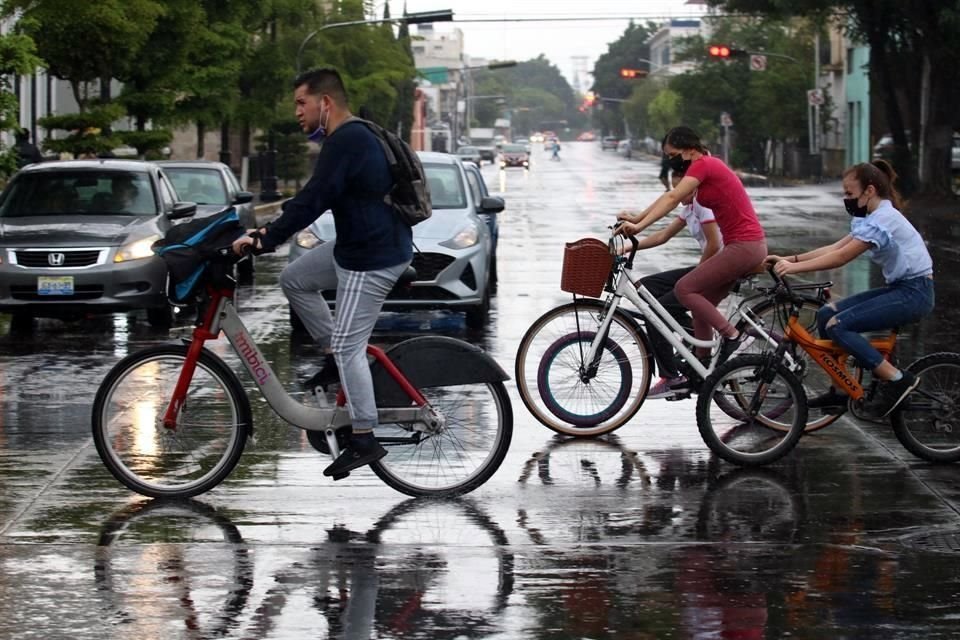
[352,118,432,226]
[152,207,246,303]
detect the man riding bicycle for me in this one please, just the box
[232,67,413,478]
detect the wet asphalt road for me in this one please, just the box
[2,142,960,639]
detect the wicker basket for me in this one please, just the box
[560,238,613,298]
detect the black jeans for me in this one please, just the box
[637,266,695,378]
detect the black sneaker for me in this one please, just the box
[863,371,920,418]
[807,388,849,411]
[716,335,744,366]
[303,353,339,392]
[323,432,387,478]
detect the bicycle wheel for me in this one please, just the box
[891,352,960,463]
[92,345,250,498]
[697,354,807,466]
[736,296,852,432]
[370,380,513,497]
[515,300,651,437]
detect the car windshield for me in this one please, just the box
[424,163,467,210]
[457,146,478,154]
[163,167,229,205]
[0,170,156,217]
[502,144,526,153]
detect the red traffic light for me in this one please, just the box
[619,68,648,79]
[708,45,731,58]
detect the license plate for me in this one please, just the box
[37,276,74,296]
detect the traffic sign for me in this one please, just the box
[720,112,733,127]
[807,89,825,106]
[749,54,767,71]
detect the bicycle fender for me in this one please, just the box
[371,336,509,406]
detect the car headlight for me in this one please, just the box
[296,228,324,249]
[440,222,480,249]
[114,234,162,262]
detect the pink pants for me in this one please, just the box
[675,239,767,348]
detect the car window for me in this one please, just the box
[159,174,177,210]
[464,165,488,207]
[0,170,157,217]
[163,167,230,205]
[423,163,467,209]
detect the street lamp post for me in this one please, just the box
[296,10,453,73]
[455,61,515,145]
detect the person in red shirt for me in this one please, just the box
[618,126,767,365]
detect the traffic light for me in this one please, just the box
[619,68,648,79]
[708,44,746,58]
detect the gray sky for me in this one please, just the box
[400,0,707,87]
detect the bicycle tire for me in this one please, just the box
[515,300,652,437]
[696,354,807,466]
[92,345,250,498]
[891,352,960,463]
[370,380,513,497]
[538,330,633,426]
[736,296,852,433]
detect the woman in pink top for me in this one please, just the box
[618,126,767,364]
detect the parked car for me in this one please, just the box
[499,143,530,169]
[601,136,619,151]
[0,160,197,329]
[287,152,505,329]
[463,160,499,283]
[455,145,483,166]
[156,160,256,281]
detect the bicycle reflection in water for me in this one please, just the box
[94,498,514,639]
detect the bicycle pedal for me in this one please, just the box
[666,391,692,401]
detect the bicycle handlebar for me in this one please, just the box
[609,222,639,269]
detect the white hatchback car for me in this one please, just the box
[288,152,504,329]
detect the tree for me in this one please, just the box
[647,89,683,140]
[710,0,960,195]
[0,31,40,176]
[590,20,660,136]
[3,0,163,110]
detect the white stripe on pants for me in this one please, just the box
[280,241,409,429]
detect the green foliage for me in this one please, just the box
[119,129,173,156]
[590,20,660,136]
[469,56,583,134]
[647,89,683,138]
[663,17,815,169]
[0,30,39,177]
[39,104,125,156]
[4,0,164,110]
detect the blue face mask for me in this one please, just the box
[307,103,329,143]
[308,125,326,143]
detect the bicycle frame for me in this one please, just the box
[784,314,896,401]
[581,255,776,380]
[161,286,437,458]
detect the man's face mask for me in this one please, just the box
[668,152,691,173]
[308,97,330,143]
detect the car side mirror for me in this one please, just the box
[479,196,505,214]
[169,201,197,219]
[233,191,254,205]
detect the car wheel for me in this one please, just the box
[290,306,307,333]
[489,253,498,293]
[465,283,491,329]
[236,256,255,284]
[146,305,174,328]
